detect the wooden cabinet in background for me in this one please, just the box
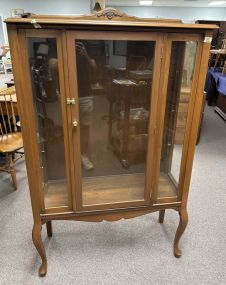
[196,20,226,48]
[215,93,226,120]
[6,8,215,276]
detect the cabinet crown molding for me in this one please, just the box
[94,7,126,20]
[4,8,218,30]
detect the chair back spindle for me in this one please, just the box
[0,86,18,138]
[0,85,23,191]
[10,93,18,132]
[4,94,13,133]
[0,102,8,136]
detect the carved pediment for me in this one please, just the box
[95,7,127,20]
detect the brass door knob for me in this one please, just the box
[73,120,78,127]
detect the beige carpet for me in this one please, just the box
[0,71,226,284]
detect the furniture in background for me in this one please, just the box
[205,69,226,105]
[5,79,15,88]
[0,59,4,73]
[1,47,12,74]
[175,88,206,144]
[0,86,23,190]
[127,55,147,71]
[222,60,226,75]
[213,72,226,120]
[108,78,150,168]
[2,58,12,74]
[6,8,215,276]
[215,92,226,120]
[197,20,226,112]
[195,20,226,49]
[209,48,226,71]
[174,87,190,144]
[205,68,226,120]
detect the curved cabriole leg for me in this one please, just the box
[46,221,53,237]
[32,223,47,277]
[174,208,188,258]
[159,210,165,223]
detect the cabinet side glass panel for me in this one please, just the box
[75,39,155,206]
[158,41,197,199]
[27,38,69,208]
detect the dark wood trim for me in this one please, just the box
[40,203,181,222]
[181,31,212,209]
[5,17,217,30]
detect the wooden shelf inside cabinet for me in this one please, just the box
[157,174,177,199]
[44,173,177,209]
[44,181,68,208]
[5,7,216,276]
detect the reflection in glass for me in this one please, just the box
[75,40,155,206]
[158,41,197,198]
[27,38,68,208]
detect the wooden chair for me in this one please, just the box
[127,55,147,71]
[0,86,23,190]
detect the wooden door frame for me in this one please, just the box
[180,30,212,209]
[150,32,204,205]
[66,30,163,212]
[16,28,73,214]
[7,25,44,222]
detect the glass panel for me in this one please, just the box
[27,38,68,208]
[75,39,155,206]
[158,41,197,199]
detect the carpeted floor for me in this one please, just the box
[0,72,226,284]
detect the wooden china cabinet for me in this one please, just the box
[6,8,216,276]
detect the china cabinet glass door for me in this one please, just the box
[67,31,162,211]
[154,34,202,203]
[25,31,72,211]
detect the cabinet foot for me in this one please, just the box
[174,208,188,258]
[46,221,53,237]
[159,210,165,223]
[32,223,47,277]
[38,260,47,277]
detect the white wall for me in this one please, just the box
[0,0,90,18]
[112,6,226,21]
[0,0,91,44]
[1,0,226,44]
[0,15,6,44]
[0,0,226,21]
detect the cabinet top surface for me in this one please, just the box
[5,8,217,30]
